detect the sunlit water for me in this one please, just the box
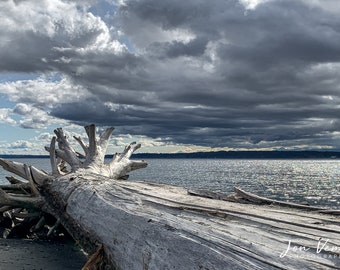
[1,158,339,209]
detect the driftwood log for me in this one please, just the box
[1,124,340,269]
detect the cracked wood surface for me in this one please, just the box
[45,176,340,270]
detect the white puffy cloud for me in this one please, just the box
[0,0,125,72]
[12,103,58,129]
[0,108,16,124]
[239,0,274,9]
[0,75,91,108]
[0,75,91,129]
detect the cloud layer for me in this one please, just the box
[1,0,340,150]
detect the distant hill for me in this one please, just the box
[132,151,340,159]
[2,151,340,159]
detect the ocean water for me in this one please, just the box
[0,158,339,209]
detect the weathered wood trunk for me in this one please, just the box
[44,178,340,269]
[1,125,340,269]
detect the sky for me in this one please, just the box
[1,0,340,155]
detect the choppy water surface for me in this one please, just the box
[0,158,339,208]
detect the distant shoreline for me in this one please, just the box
[1,150,340,159]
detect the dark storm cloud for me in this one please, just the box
[2,0,340,149]
[148,37,209,59]
[53,0,340,148]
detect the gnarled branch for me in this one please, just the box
[0,124,147,241]
[45,125,147,179]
